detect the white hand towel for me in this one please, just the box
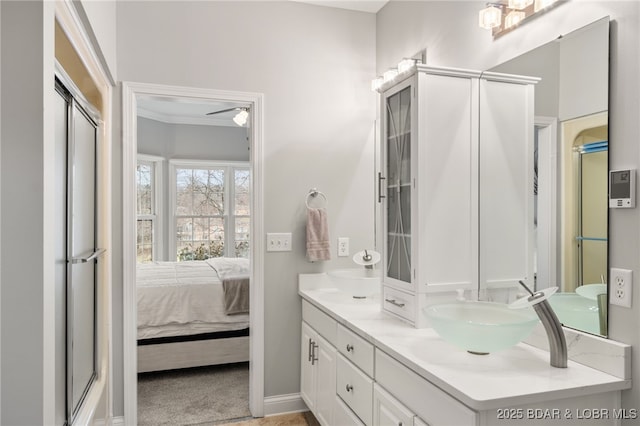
[306,207,331,261]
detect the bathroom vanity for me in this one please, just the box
[299,274,631,426]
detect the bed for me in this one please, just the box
[136,257,250,373]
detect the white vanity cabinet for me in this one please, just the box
[301,303,337,426]
[379,65,538,326]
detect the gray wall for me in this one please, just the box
[114,0,377,415]
[377,0,640,420]
[137,117,250,161]
[0,1,54,424]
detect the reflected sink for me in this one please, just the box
[423,301,539,354]
[576,283,607,301]
[327,268,381,298]
[548,293,600,335]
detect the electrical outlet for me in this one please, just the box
[609,268,633,308]
[338,237,349,257]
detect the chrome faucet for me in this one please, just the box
[518,281,568,368]
[362,250,374,270]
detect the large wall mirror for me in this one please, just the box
[490,17,610,337]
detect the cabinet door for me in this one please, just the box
[479,79,535,290]
[373,384,414,426]
[315,335,337,426]
[417,73,477,292]
[301,322,317,412]
[382,79,415,291]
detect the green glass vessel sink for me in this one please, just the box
[423,301,539,354]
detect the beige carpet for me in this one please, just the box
[138,362,251,425]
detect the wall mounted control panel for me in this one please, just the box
[609,169,636,208]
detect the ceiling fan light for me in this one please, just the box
[233,109,249,126]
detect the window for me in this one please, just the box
[170,160,250,260]
[136,155,163,263]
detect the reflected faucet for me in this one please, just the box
[518,281,568,368]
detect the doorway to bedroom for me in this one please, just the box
[122,83,265,425]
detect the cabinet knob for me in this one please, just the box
[345,384,353,392]
[346,344,354,352]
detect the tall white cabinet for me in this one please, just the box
[379,65,538,327]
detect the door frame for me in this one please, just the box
[534,116,558,288]
[122,82,265,425]
[54,2,114,424]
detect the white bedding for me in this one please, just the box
[136,259,250,340]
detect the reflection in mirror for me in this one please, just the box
[490,17,609,336]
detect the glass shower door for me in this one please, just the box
[55,76,102,424]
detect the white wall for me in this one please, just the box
[74,0,117,83]
[115,0,376,415]
[377,0,640,419]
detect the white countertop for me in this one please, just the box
[299,275,631,411]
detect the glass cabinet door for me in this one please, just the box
[384,85,412,285]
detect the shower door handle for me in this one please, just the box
[71,248,106,264]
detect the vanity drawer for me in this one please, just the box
[337,354,373,425]
[335,395,366,426]
[375,350,476,426]
[302,300,337,345]
[382,286,415,324]
[337,324,374,376]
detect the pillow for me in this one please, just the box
[206,257,250,278]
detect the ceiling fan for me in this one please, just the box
[206,106,249,126]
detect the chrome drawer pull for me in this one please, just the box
[346,344,354,352]
[311,342,319,365]
[345,384,353,392]
[308,338,313,362]
[385,298,406,308]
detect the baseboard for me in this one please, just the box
[263,393,308,416]
[111,416,125,426]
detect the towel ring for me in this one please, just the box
[305,188,328,209]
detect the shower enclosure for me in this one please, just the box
[54,71,103,425]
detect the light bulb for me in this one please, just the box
[505,10,525,29]
[479,5,502,30]
[371,77,384,92]
[383,69,399,84]
[397,58,416,74]
[509,0,533,10]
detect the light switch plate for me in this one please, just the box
[266,232,292,252]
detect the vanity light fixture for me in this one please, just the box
[479,0,563,37]
[371,58,419,92]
